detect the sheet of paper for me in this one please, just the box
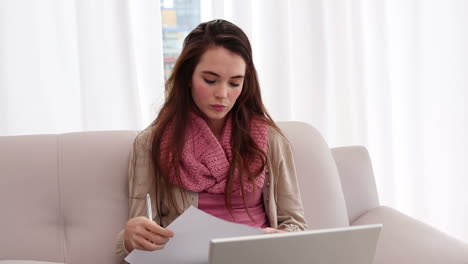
[125,206,264,264]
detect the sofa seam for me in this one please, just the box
[350,205,383,225]
[57,135,68,263]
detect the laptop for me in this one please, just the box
[208,224,382,264]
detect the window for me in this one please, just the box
[160,0,201,80]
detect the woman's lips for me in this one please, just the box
[210,104,226,111]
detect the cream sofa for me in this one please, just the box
[1,122,467,264]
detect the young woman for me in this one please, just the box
[116,19,306,261]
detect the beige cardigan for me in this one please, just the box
[115,126,307,262]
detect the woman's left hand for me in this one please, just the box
[261,227,288,234]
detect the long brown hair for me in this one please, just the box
[148,19,281,219]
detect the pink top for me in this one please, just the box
[198,190,268,228]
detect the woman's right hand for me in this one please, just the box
[124,216,174,252]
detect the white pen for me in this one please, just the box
[146,193,153,221]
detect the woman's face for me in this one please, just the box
[191,46,246,131]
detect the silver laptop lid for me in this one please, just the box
[209,224,382,264]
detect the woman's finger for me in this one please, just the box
[261,227,288,234]
[142,229,170,245]
[144,221,174,238]
[135,236,165,251]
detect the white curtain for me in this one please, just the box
[202,0,468,243]
[0,0,165,136]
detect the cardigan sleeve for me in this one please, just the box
[270,129,308,232]
[115,129,160,263]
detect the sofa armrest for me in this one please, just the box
[331,146,380,223]
[353,206,468,263]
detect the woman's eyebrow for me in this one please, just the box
[201,71,220,77]
[201,71,244,79]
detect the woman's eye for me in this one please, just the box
[229,82,241,87]
[203,78,216,84]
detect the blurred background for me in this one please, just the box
[1,0,467,244]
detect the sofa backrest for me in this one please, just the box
[0,131,136,263]
[278,122,350,228]
[0,122,350,263]
[331,146,380,223]
[1,134,65,262]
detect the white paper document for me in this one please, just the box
[125,206,264,264]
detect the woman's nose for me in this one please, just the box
[214,83,228,98]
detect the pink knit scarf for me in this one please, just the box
[160,112,268,194]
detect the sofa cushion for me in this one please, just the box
[58,131,136,264]
[353,206,468,264]
[278,122,350,228]
[331,146,380,223]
